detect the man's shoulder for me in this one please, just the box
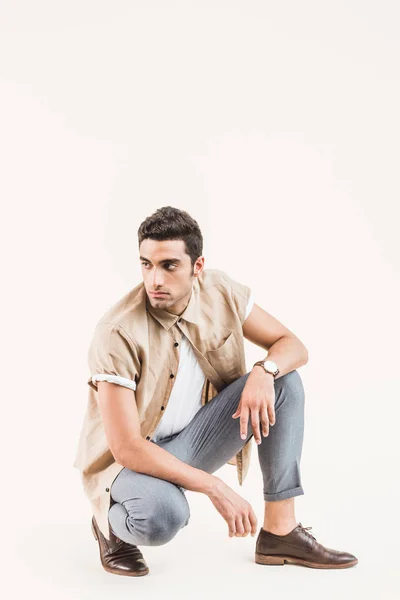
[198,268,251,332]
[199,269,251,310]
[199,268,249,297]
[199,267,239,292]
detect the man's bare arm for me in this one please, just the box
[97,381,218,495]
[97,381,258,537]
[243,303,308,378]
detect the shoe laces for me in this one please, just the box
[298,522,317,542]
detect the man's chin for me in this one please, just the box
[149,295,170,305]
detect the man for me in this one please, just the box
[73,206,358,576]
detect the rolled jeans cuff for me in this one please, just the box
[263,485,304,502]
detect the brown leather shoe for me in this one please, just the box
[255,522,358,569]
[91,516,149,576]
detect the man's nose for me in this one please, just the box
[152,268,165,287]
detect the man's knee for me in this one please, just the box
[141,501,190,546]
[126,490,191,546]
[275,369,305,403]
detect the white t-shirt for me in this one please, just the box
[92,293,255,442]
[152,292,255,442]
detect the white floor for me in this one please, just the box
[4,457,399,600]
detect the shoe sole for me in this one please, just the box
[255,552,358,569]
[91,519,150,577]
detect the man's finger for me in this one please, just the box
[260,406,270,437]
[268,404,276,426]
[240,407,249,439]
[251,410,262,444]
[235,515,245,537]
[232,400,241,419]
[242,514,252,536]
[228,517,236,537]
[249,507,258,536]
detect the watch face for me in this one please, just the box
[264,360,278,372]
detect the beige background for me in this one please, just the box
[1,1,399,598]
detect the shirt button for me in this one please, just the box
[105,487,109,492]
[170,373,174,378]
[178,318,182,323]
[146,435,151,440]
[174,342,179,347]
[161,406,165,410]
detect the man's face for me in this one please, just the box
[139,238,204,315]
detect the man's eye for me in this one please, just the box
[140,262,176,270]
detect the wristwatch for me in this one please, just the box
[253,359,280,378]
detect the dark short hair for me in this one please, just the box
[137,206,203,269]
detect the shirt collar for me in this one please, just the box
[145,277,201,331]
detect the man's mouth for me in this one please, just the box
[150,291,169,297]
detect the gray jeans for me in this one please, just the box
[109,369,305,546]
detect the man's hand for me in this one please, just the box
[207,478,258,538]
[232,367,276,444]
